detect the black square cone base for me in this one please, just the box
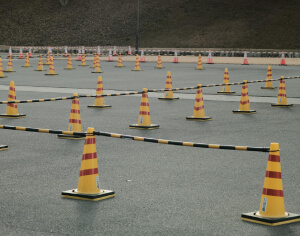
[0,114,26,118]
[91,71,104,73]
[271,104,293,107]
[232,110,256,114]
[261,87,277,89]
[0,76,8,78]
[43,64,50,66]
[0,145,8,150]
[217,91,236,94]
[241,212,300,226]
[3,71,16,73]
[206,63,214,64]
[131,69,143,71]
[186,116,212,121]
[45,74,59,76]
[241,64,249,65]
[194,68,204,70]
[34,69,47,71]
[21,66,33,68]
[158,97,179,100]
[78,65,90,67]
[88,105,112,109]
[57,134,85,140]
[129,124,160,129]
[115,66,126,68]
[279,64,287,66]
[154,67,165,69]
[62,189,115,201]
[107,61,114,62]
[64,68,76,70]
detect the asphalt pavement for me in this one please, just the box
[0,54,299,235]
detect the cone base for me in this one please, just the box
[261,87,277,89]
[0,76,8,78]
[87,105,112,109]
[45,74,59,76]
[232,110,256,114]
[154,67,165,69]
[194,68,203,70]
[115,66,126,68]
[21,66,33,68]
[131,69,143,71]
[0,145,8,150]
[78,65,89,67]
[241,64,249,65]
[62,189,115,201]
[129,124,160,129]
[43,64,50,66]
[107,61,113,62]
[34,69,47,71]
[0,114,26,118]
[158,97,179,100]
[186,116,212,121]
[91,71,104,73]
[64,68,76,70]
[57,134,85,140]
[3,71,16,73]
[241,212,300,226]
[271,104,293,107]
[206,63,214,64]
[279,64,287,66]
[217,91,236,94]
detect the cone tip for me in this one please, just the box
[167,71,171,76]
[10,81,15,86]
[142,88,148,92]
[87,127,95,133]
[225,68,228,72]
[280,76,284,79]
[270,143,279,151]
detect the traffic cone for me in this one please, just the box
[18,47,24,59]
[62,127,115,201]
[3,56,16,72]
[173,50,178,63]
[76,48,82,61]
[34,54,47,71]
[107,49,113,62]
[271,77,293,107]
[128,46,132,55]
[88,76,111,109]
[261,66,276,89]
[217,68,235,94]
[58,94,85,139]
[64,54,76,70]
[242,51,249,65]
[97,46,101,56]
[90,54,97,68]
[186,84,212,121]
[195,54,203,70]
[130,88,159,129]
[279,52,286,66]
[45,56,59,76]
[140,49,146,62]
[45,52,51,65]
[28,47,33,58]
[131,55,142,71]
[7,46,13,58]
[154,54,165,69]
[115,53,125,68]
[113,46,117,56]
[64,46,68,57]
[207,50,214,64]
[78,54,89,67]
[0,58,8,78]
[158,71,179,100]
[0,81,26,118]
[241,143,300,226]
[92,56,103,73]
[21,53,32,67]
[232,80,256,113]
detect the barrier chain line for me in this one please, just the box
[0,76,299,104]
[0,125,271,152]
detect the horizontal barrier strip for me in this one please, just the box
[0,96,75,104]
[0,125,271,152]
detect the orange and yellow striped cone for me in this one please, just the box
[91,56,103,73]
[22,53,32,67]
[64,54,75,70]
[154,54,165,69]
[131,54,142,71]
[0,81,26,118]
[115,53,125,68]
[217,68,235,94]
[78,54,89,67]
[90,54,96,68]
[158,71,179,100]
[88,76,111,109]
[45,56,59,76]
[233,80,256,114]
[186,84,212,121]
[0,58,8,78]
[261,66,277,89]
[58,94,85,139]
[195,54,203,70]
[241,143,300,226]
[271,77,293,107]
[62,127,115,201]
[45,52,51,65]
[129,88,159,129]
[3,57,16,72]
[34,54,46,71]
